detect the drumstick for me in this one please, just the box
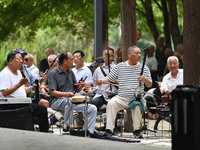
[84,85,117,95]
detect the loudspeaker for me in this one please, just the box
[171,85,200,150]
[0,105,34,131]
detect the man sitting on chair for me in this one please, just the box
[0,50,49,132]
[97,45,152,138]
[47,51,97,136]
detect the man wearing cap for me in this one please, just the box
[89,56,104,74]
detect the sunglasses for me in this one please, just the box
[24,58,29,62]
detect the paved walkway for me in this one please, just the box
[0,127,171,150]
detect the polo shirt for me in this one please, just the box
[47,65,77,102]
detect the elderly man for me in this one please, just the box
[97,45,152,138]
[0,50,49,132]
[47,54,59,70]
[47,51,97,136]
[24,53,39,77]
[161,56,183,96]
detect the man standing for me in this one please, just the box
[146,45,158,82]
[155,37,168,80]
[47,51,97,135]
[24,53,39,77]
[97,45,152,138]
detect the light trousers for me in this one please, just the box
[106,95,143,132]
[51,97,97,134]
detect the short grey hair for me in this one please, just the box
[48,54,58,61]
[167,56,179,64]
[28,54,34,61]
[127,45,139,53]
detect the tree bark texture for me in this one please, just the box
[102,0,108,49]
[142,0,159,44]
[161,0,171,48]
[168,0,181,51]
[183,0,200,84]
[121,0,137,132]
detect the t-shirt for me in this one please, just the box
[107,61,152,98]
[0,67,26,98]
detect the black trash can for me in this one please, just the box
[0,104,34,131]
[171,84,200,150]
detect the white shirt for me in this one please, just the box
[161,69,183,93]
[72,65,92,82]
[146,56,158,71]
[29,64,39,77]
[0,68,26,98]
[92,62,117,102]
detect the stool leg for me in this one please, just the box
[84,97,88,137]
[68,99,71,135]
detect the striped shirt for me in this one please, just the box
[107,61,152,98]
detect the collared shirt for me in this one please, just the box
[161,69,183,93]
[29,64,39,77]
[72,65,92,82]
[47,65,77,103]
[22,64,38,87]
[91,62,117,102]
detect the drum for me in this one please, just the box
[71,96,90,104]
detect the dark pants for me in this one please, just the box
[90,96,107,110]
[31,103,49,132]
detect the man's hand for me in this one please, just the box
[65,92,74,97]
[163,89,172,96]
[137,75,147,82]
[19,78,29,85]
[96,79,103,85]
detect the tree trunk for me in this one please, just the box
[168,0,181,51]
[142,0,159,44]
[102,0,108,49]
[183,0,200,84]
[161,0,171,48]
[121,0,137,132]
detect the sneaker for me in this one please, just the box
[104,129,114,137]
[133,130,143,139]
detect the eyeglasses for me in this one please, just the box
[24,58,29,62]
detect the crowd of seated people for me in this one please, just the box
[0,40,183,139]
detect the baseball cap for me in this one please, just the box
[91,56,104,67]
[13,48,27,55]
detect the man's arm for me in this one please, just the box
[50,89,74,98]
[1,78,28,97]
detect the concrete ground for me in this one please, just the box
[0,127,171,150]
[0,114,172,150]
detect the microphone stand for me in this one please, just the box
[136,48,156,133]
